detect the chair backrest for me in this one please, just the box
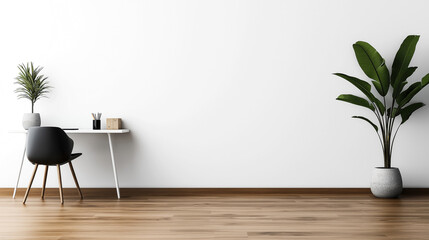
[27,127,74,165]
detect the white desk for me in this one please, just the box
[11,129,130,199]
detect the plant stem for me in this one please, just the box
[370,103,385,151]
[390,124,401,156]
[31,101,34,113]
[379,120,387,167]
[385,104,395,168]
[382,97,391,168]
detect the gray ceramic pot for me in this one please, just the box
[22,113,41,129]
[370,167,402,198]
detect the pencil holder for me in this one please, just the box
[93,120,101,130]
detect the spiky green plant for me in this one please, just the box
[334,35,429,168]
[14,62,51,113]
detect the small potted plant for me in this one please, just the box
[334,35,429,198]
[15,62,51,129]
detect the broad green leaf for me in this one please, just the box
[371,81,383,96]
[391,35,419,87]
[353,41,390,96]
[399,85,422,107]
[352,116,378,132]
[401,102,425,124]
[393,81,408,99]
[398,75,429,107]
[397,82,420,106]
[422,73,429,86]
[404,66,417,80]
[376,61,390,94]
[333,73,385,114]
[393,67,417,98]
[336,94,375,111]
[333,73,371,91]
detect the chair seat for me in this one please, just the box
[70,153,82,161]
[43,153,82,166]
[58,153,82,165]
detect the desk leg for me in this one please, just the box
[13,140,27,199]
[108,133,121,199]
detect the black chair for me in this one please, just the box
[23,127,83,204]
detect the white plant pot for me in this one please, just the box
[370,167,403,198]
[22,113,41,130]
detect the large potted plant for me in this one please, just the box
[334,35,429,198]
[15,62,51,129]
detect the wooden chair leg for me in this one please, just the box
[23,164,39,204]
[69,162,83,199]
[57,164,64,204]
[41,166,48,199]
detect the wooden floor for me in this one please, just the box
[1,189,429,239]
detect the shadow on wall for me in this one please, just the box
[411,48,429,108]
[111,121,142,186]
[68,121,141,188]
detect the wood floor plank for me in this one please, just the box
[0,189,428,239]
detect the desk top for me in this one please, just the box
[10,129,130,134]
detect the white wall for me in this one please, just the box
[1,0,429,188]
